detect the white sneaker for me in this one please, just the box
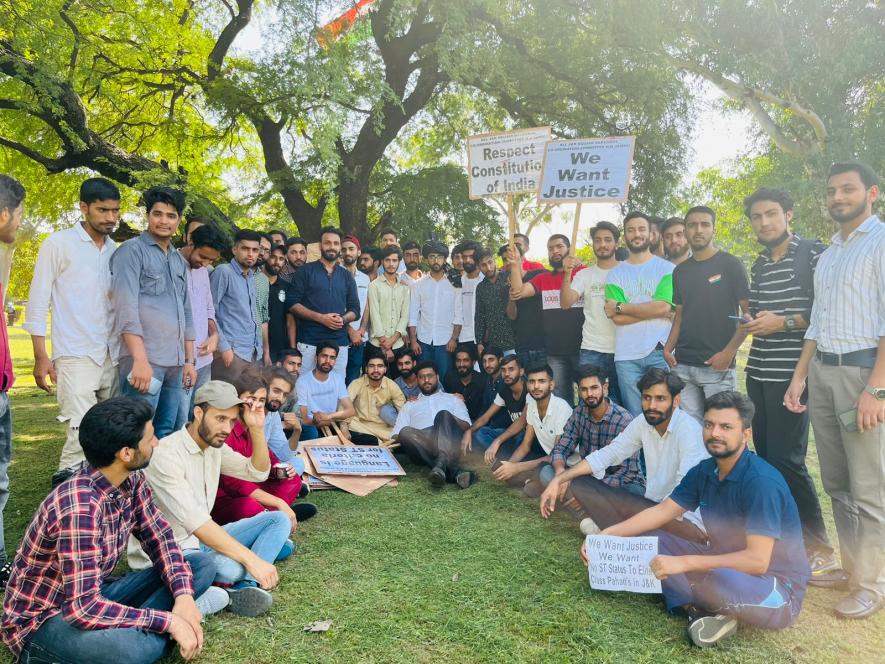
[195,586,230,618]
[580,518,600,536]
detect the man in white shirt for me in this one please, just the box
[560,221,622,405]
[540,367,708,542]
[295,342,355,441]
[408,241,463,383]
[399,241,423,289]
[391,360,474,489]
[25,178,121,478]
[456,241,485,356]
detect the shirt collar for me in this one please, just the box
[830,214,880,245]
[85,463,132,497]
[180,426,207,455]
[139,231,163,248]
[230,259,253,277]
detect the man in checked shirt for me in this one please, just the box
[1,398,214,664]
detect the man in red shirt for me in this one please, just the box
[1,398,214,664]
[514,233,545,271]
[0,175,24,588]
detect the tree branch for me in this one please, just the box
[0,137,70,172]
[207,0,254,81]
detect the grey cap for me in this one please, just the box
[194,380,243,409]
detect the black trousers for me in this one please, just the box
[746,376,832,556]
[571,476,708,544]
[396,411,465,482]
[349,431,381,446]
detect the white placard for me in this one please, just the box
[466,127,551,199]
[539,136,636,204]
[585,534,662,594]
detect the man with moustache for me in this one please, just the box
[461,354,528,460]
[456,242,485,356]
[443,344,488,421]
[787,162,885,620]
[254,234,274,365]
[399,240,424,289]
[541,368,708,542]
[367,246,410,375]
[178,224,227,415]
[604,212,675,415]
[295,342,356,441]
[508,234,585,404]
[393,348,439,400]
[475,248,516,356]
[561,221,623,405]
[281,237,308,280]
[263,244,295,362]
[110,187,197,439]
[26,178,123,478]
[341,235,370,384]
[408,241,463,382]
[1,399,215,664]
[129,381,288,618]
[663,206,750,422]
[342,352,405,445]
[662,217,690,265]
[262,366,306,479]
[358,246,381,280]
[391,361,474,488]
[286,227,360,378]
[210,229,263,380]
[741,187,836,580]
[587,391,810,648]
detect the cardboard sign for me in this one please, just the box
[539,137,635,204]
[585,535,662,594]
[466,127,551,199]
[304,444,406,476]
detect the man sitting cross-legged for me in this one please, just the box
[391,361,475,488]
[461,354,528,462]
[129,380,290,617]
[295,341,356,441]
[212,370,316,529]
[1,398,214,664]
[582,391,810,648]
[342,350,406,446]
[541,368,709,541]
[488,364,573,490]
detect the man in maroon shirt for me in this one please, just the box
[1,398,214,664]
[0,174,25,587]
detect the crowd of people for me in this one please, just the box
[0,158,880,661]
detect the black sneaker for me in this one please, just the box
[292,502,318,522]
[428,466,447,487]
[687,614,738,648]
[455,470,476,489]
[297,483,311,499]
[808,552,847,589]
[0,561,12,591]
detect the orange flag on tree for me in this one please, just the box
[317,0,377,47]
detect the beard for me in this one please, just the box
[358,262,375,275]
[406,261,419,271]
[126,450,151,471]
[322,249,340,262]
[583,394,604,410]
[266,399,282,412]
[399,367,414,379]
[197,420,225,448]
[429,262,443,273]
[342,255,356,266]
[316,363,333,374]
[627,239,650,254]
[705,438,740,459]
[455,365,471,377]
[828,199,868,224]
[643,403,675,426]
[462,261,476,273]
[549,257,564,269]
[264,262,279,276]
[666,243,689,259]
[594,248,616,261]
[419,383,437,395]
[757,230,790,249]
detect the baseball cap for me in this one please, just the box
[194,380,243,409]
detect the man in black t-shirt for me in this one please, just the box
[265,244,292,362]
[664,206,750,422]
[500,243,546,370]
[461,354,529,461]
[442,345,488,420]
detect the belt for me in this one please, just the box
[815,348,877,368]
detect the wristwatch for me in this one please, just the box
[615,302,623,315]
[184,358,196,365]
[784,315,797,331]
[865,386,885,401]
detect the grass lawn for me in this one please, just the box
[2,324,883,663]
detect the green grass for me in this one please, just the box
[3,324,884,663]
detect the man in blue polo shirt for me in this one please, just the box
[285,226,360,381]
[590,391,809,648]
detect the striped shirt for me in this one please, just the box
[746,235,825,382]
[806,215,885,354]
[1,466,193,660]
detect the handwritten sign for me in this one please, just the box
[585,535,661,594]
[304,445,405,476]
[539,137,635,204]
[466,127,551,199]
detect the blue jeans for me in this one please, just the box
[615,349,670,416]
[473,427,524,457]
[379,403,399,427]
[672,364,736,423]
[419,342,453,383]
[655,530,804,628]
[547,353,580,405]
[537,463,646,497]
[0,392,10,564]
[198,510,291,585]
[119,360,188,439]
[579,349,621,406]
[22,553,215,664]
[187,364,212,422]
[346,343,365,386]
[300,424,320,441]
[517,349,547,374]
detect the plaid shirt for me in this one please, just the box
[551,399,644,489]
[1,466,193,660]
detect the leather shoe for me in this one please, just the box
[834,589,884,619]
[429,464,447,487]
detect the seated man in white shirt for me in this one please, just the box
[540,368,709,542]
[295,342,356,440]
[391,361,474,489]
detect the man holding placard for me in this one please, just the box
[584,391,809,648]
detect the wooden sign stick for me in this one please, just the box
[570,202,583,255]
[507,193,517,251]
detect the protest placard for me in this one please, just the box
[585,534,662,594]
[466,126,551,199]
[304,444,406,476]
[538,136,635,204]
